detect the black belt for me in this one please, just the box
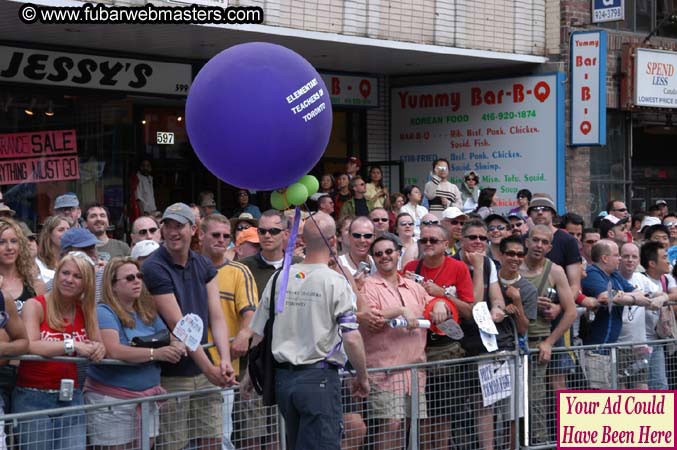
[276,361,339,371]
[528,336,546,342]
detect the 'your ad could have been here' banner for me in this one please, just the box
[391,74,565,214]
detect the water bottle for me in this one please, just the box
[624,358,649,377]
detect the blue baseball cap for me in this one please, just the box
[54,193,79,209]
[60,228,101,252]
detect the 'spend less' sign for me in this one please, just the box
[592,0,624,23]
[390,74,565,213]
[571,31,607,146]
[634,48,677,108]
[0,45,192,96]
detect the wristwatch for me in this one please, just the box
[64,338,75,356]
[444,286,457,299]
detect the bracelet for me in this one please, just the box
[150,348,154,361]
[630,294,636,305]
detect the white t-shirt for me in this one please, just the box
[261,255,284,270]
[35,257,54,284]
[399,203,428,239]
[645,273,676,340]
[338,254,376,276]
[618,272,657,344]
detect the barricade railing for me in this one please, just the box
[1,338,675,450]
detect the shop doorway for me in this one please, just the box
[630,120,677,212]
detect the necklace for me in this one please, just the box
[499,274,521,286]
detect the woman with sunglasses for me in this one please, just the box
[400,185,428,239]
[389,193,405,232]
[13,252,105,450]
[85,257,183,450]
[509,189,532,220]
[395,213,418,270]
[365,166,389,209]
[36,216,71,284]
[460,170,480,212]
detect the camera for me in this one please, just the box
[545,288,558,303]
[413,274,425,284]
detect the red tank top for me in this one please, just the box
[17,295,88,390]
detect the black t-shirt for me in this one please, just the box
[354,197,369,217]
[546,229,581,268]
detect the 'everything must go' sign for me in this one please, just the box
[390,74,565,213]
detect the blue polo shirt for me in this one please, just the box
[581,264,634,345]
[142,245,217,377]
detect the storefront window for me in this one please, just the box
[589,112,628,216]
[0,89,129,232]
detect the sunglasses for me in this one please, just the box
[399,221,414,227]
[372,218,389,223]
[137,227,158,236]
[351,232,374,240]
[464,235,488,242]
[510,222,524,228]
[488,225,507,232]
[27,236,37,242]
[446,219,464,226]
[465,177,477,181]
[421,220,440,226]
[584,239,598,244]
[373,248,397,258]
[613,208,628,212]
[114,272,144,283]
[665,222,677,227]
[210,232,231,239]
[503,250,525,258]
[236,224,252,231]
[419,237,443,245]
[530,206,550,213]
[258,227,283,236]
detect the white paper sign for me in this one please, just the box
[478,359,512,407]
[390,74,564,214]
[473,302,498,335]
[173,313,203,352]
[634,48,677,109]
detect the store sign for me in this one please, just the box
[391,74,565,213]
[634,48,677,108]
[0,130,80,185]
[321,74,378,107]
[0,46,192,96]
[592,0,624,23]
[570,31,606,146]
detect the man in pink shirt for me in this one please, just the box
[360,233,450,449]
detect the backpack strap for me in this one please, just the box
[536,260,553,297]
[269,269,282,320]
[661,274,668,293]
[415,258,425,275]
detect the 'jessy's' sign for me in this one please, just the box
[0,45,192,96]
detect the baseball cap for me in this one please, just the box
[656,199,668,206]
[131,240,160,259]
[161,203,195,225]
[60,228,101,252]
[527,193,556,214]
[347,156,361,167]
[17,222,35,239]
[441,207,468,221]
[599,215,629,238]
[484,213,509,225]
[236,227,260,246]
[54,193,79,209]
[640,216,662,232]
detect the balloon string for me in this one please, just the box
[303,205,350,281]
[275,206,301,313]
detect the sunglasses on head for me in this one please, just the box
[138,227,158,236]
[464,234,488,242]
[488,225,507,232]
[372,218,389,223]
[503,250,525,258]
[421,220,439,226]
[258,227,283,236]
[114,272,144,283]
[210,232,231,239]
[373,248,397,258]
[399,221,414,227]
[351,232,374,240]
[419,237,443,245]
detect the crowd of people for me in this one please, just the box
[0,155,675,450]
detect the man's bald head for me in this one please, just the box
[591,239,617,263]
[304,212,336,251]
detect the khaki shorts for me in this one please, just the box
[368,385,428,420]
[158,374,223,450]
[84,391,160,446]
[234,391,269,440]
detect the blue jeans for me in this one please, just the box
[649,345,669,390]
[12,387,86,450]
[275,368,342,450]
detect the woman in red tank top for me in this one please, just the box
[12,252,105,450]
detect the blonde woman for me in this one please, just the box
[13,252,105,450]
[36,216,71,284]
[85,257,182,450]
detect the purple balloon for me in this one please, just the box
[186,43,333,190]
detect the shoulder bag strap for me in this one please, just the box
[537,260,553,297]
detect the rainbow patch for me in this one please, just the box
[295,272,306,279]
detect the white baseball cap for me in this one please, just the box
[131,240,160,259]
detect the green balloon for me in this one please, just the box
[270,191,288,210]
[299,175,319,197]
[285,183,308,206]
